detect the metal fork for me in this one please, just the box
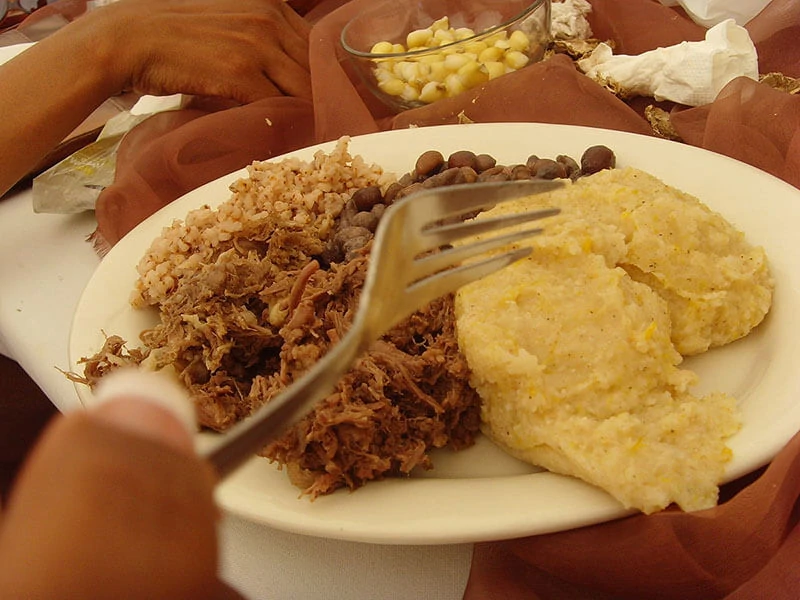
[202,179,562,479]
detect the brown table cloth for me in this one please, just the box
[92,0,800,249]
[11,0,800,597]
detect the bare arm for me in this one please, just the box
[0,0,312,197]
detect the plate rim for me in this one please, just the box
[70,122,800,544]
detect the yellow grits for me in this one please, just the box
[455,167,773,513]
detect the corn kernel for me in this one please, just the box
[418,52,443,64]
[391,43,406,54]
[504,50,529,70]
[483,61,506,80]
[444,72,466,97]
[433,28,455,45]
[464,41,488,55]
[373,57,395,70]
[419,81,446,103]
[378,77,405,96]
[457,61,489,88]
[483,32,508,46]
[370,41,395,54]
[430,16,449,31]
[478,46,504,63]
[400,83,421,102]
[509,30,530,52]
[395,61,420,82]
[406,28,433,49]
[428,61,449,82]
[443,53,471,71]
[492,39,511,51]
[454,27,476,40]
[374,67,396,82]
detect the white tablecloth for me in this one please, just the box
[0,187,473,599]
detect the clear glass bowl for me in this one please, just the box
[341,0,551,112]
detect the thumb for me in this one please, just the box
[90,367,198,455]
[0,370,221,600]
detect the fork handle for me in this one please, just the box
[202,319,368,479]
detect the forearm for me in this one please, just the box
[0,14,123,197]
[0,0,313,197]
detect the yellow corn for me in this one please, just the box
[406,28,433,49]
[509,30,531,52]
[504,50,530,70]
[369,15,534,104]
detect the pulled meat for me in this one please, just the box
[262,259,480,496]
[75,241,480,498]
[72,142,485,497]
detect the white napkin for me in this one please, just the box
[0,42,35,66]
[550,0,593,40]
[658,0,771,27]
[577,19,758,107]
[130,93,185,116]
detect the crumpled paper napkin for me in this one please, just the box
[550,0,593,40]
[578,19,758,106]
[31,94,186,214]
[659,0,772,27]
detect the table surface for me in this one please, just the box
[0,186,473,600]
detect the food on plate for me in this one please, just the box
[113,140,482,496]
[455,167,773,513]
[73,139,772,512]
[369,16,532,104]
[72,138,594,498]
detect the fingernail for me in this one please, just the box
[90,369,197,454]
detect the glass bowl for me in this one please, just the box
[340,0,551,112]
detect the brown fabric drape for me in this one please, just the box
[92,0,799,246]
[51,0,800,597]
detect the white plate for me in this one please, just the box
[70,123,800,545]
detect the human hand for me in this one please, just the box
[0,376,234,599]
[73,0,313,103]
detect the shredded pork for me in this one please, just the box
[73,140,481,497]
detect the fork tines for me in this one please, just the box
[399,179,563,302]
[416,179,564,226]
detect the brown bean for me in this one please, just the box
[556,154,580,179]
[398,172,415,187]
[343,235,372,261]
[371,203,386,221]
[383,182,402,204]
[396,181,423,199]
[335,225,372,244]
[415,150,445,177]
[481,173,511,183]
[339,199,359,225]
[350,211,379,232]
[477,165,509,182]
[511,165,533,180]
[457,166,479,184]
[422,167,461,188]
[321,240,345,266]
[531,158,567,180]
[580,145,616,175]
[525,155,540,171]
[474,153,497,172]
[447,150,478,170]
[351,186,383,212]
